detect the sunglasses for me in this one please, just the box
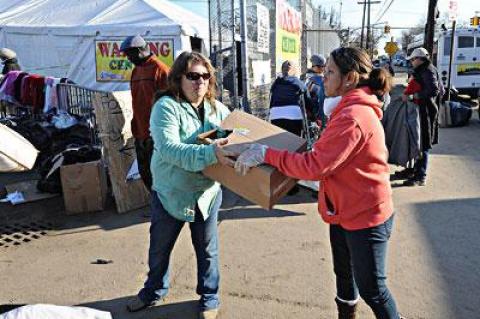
[185,72,211,81]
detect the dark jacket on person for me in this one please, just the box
[2,58,21,75]
[411,60,439,150]
[270,75,313,117]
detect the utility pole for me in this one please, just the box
[367,0,371,52]
[358,1,380,52]
[231,0,238,110]
[424,0,438,55]
[239,0,250,112]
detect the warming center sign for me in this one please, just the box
[95,38,174,82]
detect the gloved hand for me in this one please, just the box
[213,138,236,167]
[234,143,268,176]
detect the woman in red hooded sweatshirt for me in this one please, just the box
[234,47,402,319]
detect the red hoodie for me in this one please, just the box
[265,87,393,230]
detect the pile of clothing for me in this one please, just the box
[0,71,73,114]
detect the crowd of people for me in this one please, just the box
[117,33,445,319]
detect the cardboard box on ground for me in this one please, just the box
[198,110,307,210]
[60,160,108,214]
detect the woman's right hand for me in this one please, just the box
[213,138,236,167]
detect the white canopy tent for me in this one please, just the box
[0,0,208,91]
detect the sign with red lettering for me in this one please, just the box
[95,38,174,82]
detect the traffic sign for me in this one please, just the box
[384,41,398,56]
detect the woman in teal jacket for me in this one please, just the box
[127,52,233,319]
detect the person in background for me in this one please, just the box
[126,51,233,319]
[0,48,21,75]
[234,47,403,319]
[269,60,313,137]
[306,54,327,128]
[120,35,170,200]
[400,47,439,186]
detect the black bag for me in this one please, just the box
[449,101,472,127]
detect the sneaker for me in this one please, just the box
[391,168,414,180]
[199,309,219,319]
[126,296,156,312]
[403,178,426,187]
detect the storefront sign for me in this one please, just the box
[257,3,270,54]
[95,38,174,82]
[275,0,302,73]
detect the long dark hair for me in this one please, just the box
[167,51,217,110]
[330,47,392,96]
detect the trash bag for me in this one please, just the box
[449,101,472,127]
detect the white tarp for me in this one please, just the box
[0,0,208,91]
[0,123,39,172]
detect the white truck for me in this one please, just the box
[436,27,480,97]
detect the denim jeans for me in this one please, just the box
[330,215,399,319]
[138,190,222,311]
[414,150,429,180]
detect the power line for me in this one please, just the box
[375,0,395,23]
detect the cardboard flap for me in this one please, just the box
[220,110,305,152]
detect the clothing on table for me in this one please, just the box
[130,55,169,140]
[0,71,21,103]
[44,77,61,113]
[149,96,230,222]
[265,87,393,230]
[13,72,28,103]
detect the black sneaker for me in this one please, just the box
[403,178,426,187]
[391,168,415,180]
[126,296,158,312]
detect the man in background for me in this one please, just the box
[120,35,169,207]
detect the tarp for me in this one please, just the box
[0,0,208,91]
[0,123,39,172]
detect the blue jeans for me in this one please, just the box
[138,190,222,311]
[330,215,399,319]
[414,150,429,180]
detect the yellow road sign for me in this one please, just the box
[384,41,399,56]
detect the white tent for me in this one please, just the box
[0,0,208,91]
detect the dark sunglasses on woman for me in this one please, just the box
[185,72,211,81]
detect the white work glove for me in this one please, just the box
[234,143,268,176]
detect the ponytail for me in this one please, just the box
[366,68,392,96]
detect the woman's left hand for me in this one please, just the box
[213,138,237,167]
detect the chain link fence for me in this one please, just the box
[209,0,340,119]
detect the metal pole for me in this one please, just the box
[424,0,438,55]
[360,2,366,48]
[239,0,250,112]
[367,0,371,53]
[446,20,456,101]
[231,0,238,109]
[208,0,212,54]
[216,0,224,101]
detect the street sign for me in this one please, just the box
[384,41,398,56]
[448,1,458,22]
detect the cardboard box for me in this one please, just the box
[60,160,108,214]
[199,110,307,210]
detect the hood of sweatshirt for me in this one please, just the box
[330,87,383,120]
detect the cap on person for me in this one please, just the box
[0,48,17,61]
[407,47,429,60]
[281,60,298,76]
[120,35,147,52]
[310,54,326,67]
